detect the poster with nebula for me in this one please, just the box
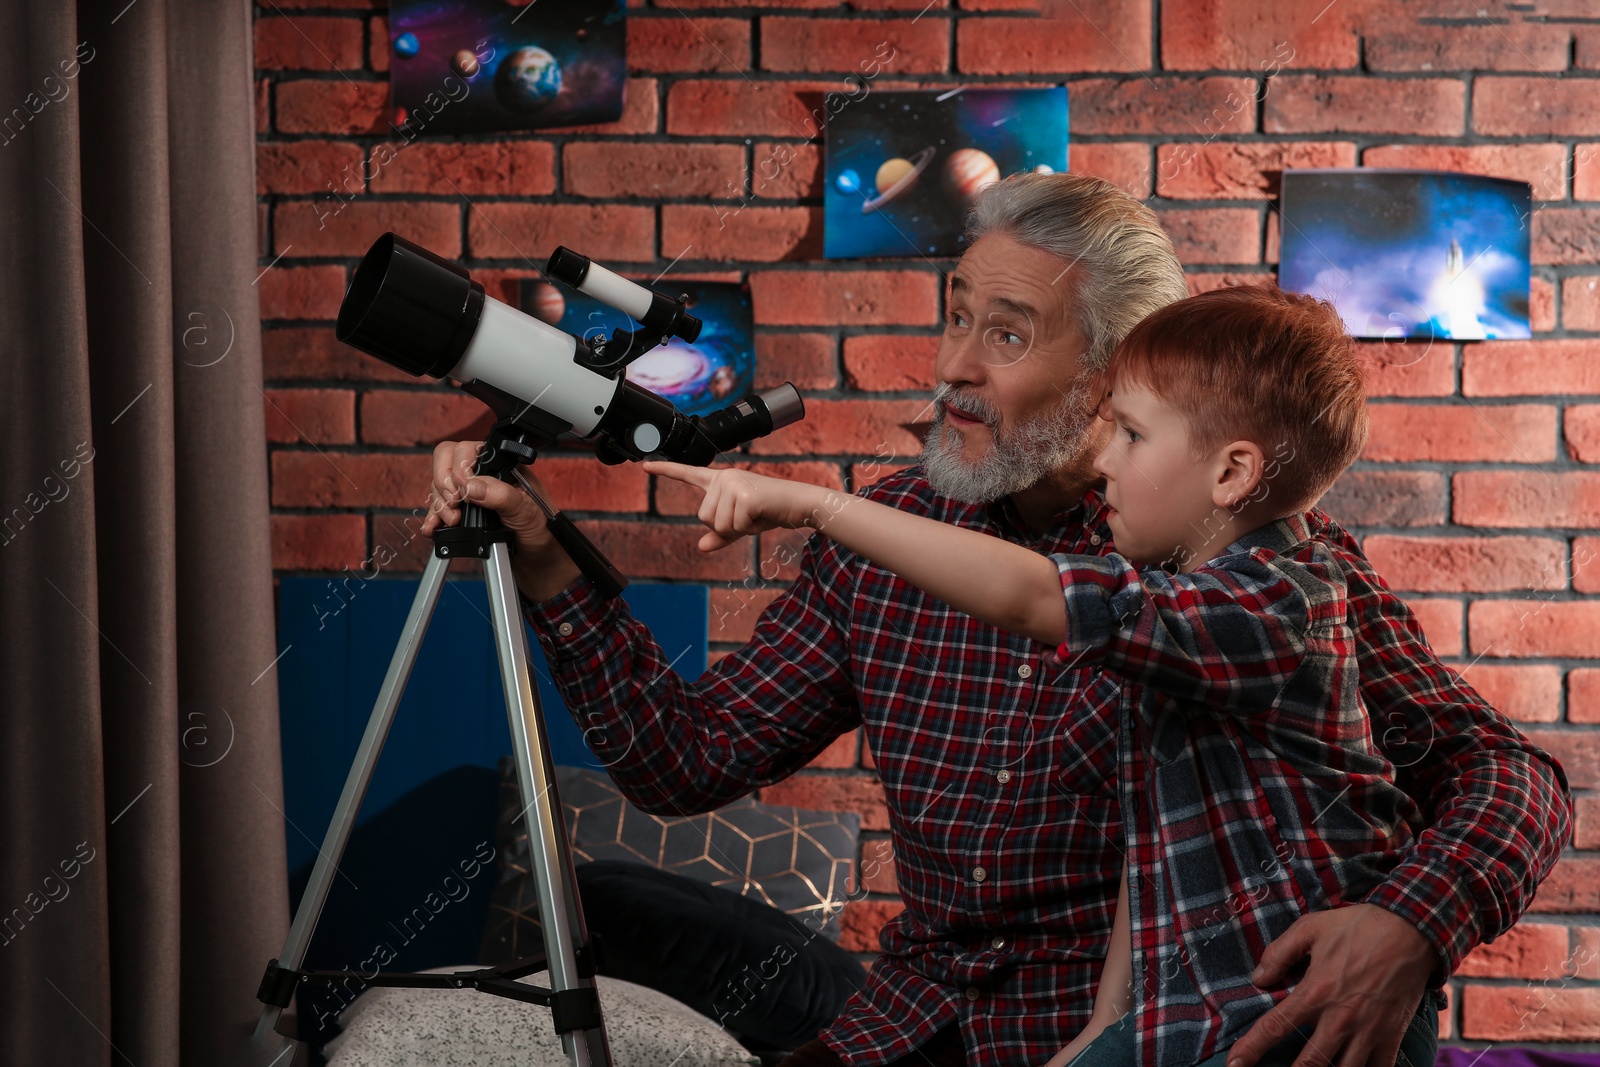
[389,0,624,135]
[823,87,1068,260]
[1278,169,1532,341]
[519,279,756,420]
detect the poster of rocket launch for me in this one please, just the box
[1278,169,1532,341]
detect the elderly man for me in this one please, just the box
[421,173,1570,1067]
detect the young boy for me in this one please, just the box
[645,284,1438,1067]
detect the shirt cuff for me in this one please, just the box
[519,574,618,660]
[1361,858,1480,985]
[1051,553,1142,663]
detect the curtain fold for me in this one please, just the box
[0,1,289,1063]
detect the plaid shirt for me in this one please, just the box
[522,467,1571,1067]
[1053,512,1433,1067]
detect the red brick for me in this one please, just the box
[1356,342,1455,398]
[357,390,500,448]
[1576,536,1600,594]
[838,898,904,952]
[564,143,744,200]
[760,773,890,830]
[1161,2,1355,70]
[710,587,785,644]
[1528,858,1600,914]
[957,6,1150,74]
[577,519,754,580]
[1454,663,1564,723]
[366,141,556,196]
[256,141,366,196]
[750,398,931,456]
[1453,471,1600,529]
[627,16,750,73]
[523,457,652,513]
[1362,143,1568,201]
[856,837,898,894]
[275,79,390,135]
[1568,405,1600,463]
[1456,921,1570,979]
[1469,601,1600,659]
[1068,77,1258,136]
[852,460,916,493]
[275,200,460,259]
[1462,340,1600,397]
[1070,142,1151,200]
[1407,597,1462,657]
[1313,470,1446,527]
[1458,984,1600,1041]
[656,460,843,516]
[843,334,940,391]
[667,79,850,138]
[1157,142,1356,200]
[662,205,822,262]
[1364,403,1556,463]
[259,264,347,321]
[255,15,364,70]
[263,327,416,383]
[1157,209,1260,265]
[1577,143,1600,200]
[264,388,356,445]
[1577,924,1600,978]
[1534,276,1557,333]
[766,18,947,73]
[270,513,369,573]
[1366,23,1569,72]
[752,142,823,200]
[758,527,815,580]
[1185,272,1274,296]
[542,78,659,135]
[806,731,860,770]
[750,270,940,326]
[1476,78,1600,137]
[1535,208,1600,266]
[755,333,838,391]
[1362,535,1566,594]
[368,15,386,72]
[271,451,432,509]
[1571,668,1600,723]
[1265,76,1465,136]
[469,204,654,262]
[1578,795,1600,850]
[256,77,269,134]
[1563,276,1600,332]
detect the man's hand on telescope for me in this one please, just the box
[644,461,833,552]
[421,440,582,604]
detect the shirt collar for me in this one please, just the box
[1217,511,1314,560]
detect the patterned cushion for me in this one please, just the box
[322,967,759,1067]
[483,762,860,952]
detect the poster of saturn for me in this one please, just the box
[823,88,1069,260]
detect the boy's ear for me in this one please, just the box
[1212,439,1266,510]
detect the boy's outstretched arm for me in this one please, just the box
[643,461,1067,645]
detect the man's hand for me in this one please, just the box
[1227,903,1436,1067]
[420,440,580,603]
[643,461,835,552]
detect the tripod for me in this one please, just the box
[255,416,627,1067]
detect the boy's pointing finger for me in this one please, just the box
[641,460,713,487]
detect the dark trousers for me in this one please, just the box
[779,1024,966,1067]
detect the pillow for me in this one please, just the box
[486,761,861,940]
[322,966,759,1067]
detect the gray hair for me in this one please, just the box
[963,172,1189,371]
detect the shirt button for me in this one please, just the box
[965,986,980,1001]
[995,769,1012,784]
[557,622,574,637]
[972,866,987,882]
[1017,664,1033,679]
[1089,533,1103,546]
[991,936,1007,950]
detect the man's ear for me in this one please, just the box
[1212,439,1266,510]
[1084,368,1112,420]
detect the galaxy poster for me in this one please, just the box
[519,279,756,419]
[823,88,1069,260]
[389,0,625,135]
[1278,169,1532,341]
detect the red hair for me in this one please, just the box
[1107,284,1367,512]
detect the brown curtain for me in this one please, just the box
[0,1,289,1063]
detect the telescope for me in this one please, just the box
[336,232,804,466]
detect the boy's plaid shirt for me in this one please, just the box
[1053,511,1438,1067]
[522,467,1571,1067]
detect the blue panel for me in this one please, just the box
[275,575,709,880]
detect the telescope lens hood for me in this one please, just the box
[337,232,484,379]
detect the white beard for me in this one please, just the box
[920,378,1100,504]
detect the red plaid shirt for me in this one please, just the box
[522,467,1571,1067]
[1052,511,1437,1067]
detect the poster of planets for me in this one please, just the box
[1278,169,1531,340]
[519,279,756,419]
[390,0,624,135]
[824,88,1069,260]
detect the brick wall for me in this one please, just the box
[255,0,1600,1045]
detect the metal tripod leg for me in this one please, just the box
[484,541,611,1067]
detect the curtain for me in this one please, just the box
[0,1,289,1063]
